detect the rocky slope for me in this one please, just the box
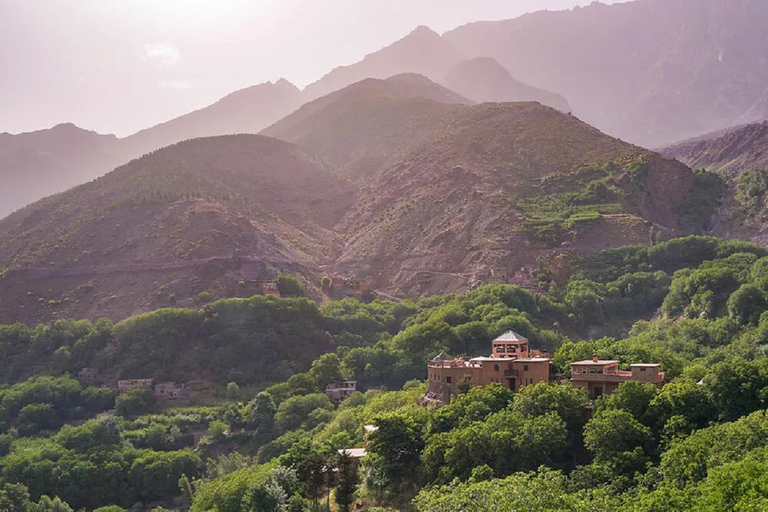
[333,102,699,297]
[0,76,712,324]
[0,135,355,325]
[444,0,768,148]
[442,57,570,112]
[662,121,768,176]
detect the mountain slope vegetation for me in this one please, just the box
[0,75,717,324]
[334,101,706,297]
[0,135,355,324]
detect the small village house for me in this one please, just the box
[427,331,552,403]
[77,367,99,384]
[262,282,280,297]
[117,378,154,393]
[154,381,188,401]
[570,354,665,399]
[325,380,358,404]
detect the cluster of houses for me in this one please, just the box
[77,368,190,401]
[427,331,665,403]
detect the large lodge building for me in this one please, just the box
[427,331,665,403]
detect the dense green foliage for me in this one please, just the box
[3,236,768,509]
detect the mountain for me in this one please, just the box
[0,135,355,325]
[662,120,768,175]
[442,57,570,112]
[0,80,303,220]
[263,74,472,180]
[0,76,714,324]
[444,0,768,148]
[0,124,122,218]
[302,26,466,102]
[332,101,703,297]
[123,79,302,157]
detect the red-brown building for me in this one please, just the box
[117,378,154,393]
[570,355,665,399]
[426,331,551,402]
[262,282,280,297]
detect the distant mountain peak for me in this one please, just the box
[274,78,298,89]
[407,25,441,38]
[301,23,464,102]
[442,57,571,112]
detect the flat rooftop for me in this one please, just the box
[571,360,620,366]
[338,448,367,458]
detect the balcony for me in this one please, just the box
[428,360,482,369]
[570,370,633,383]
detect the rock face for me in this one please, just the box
[662,121,768,176]
[442,57,571,113]
[444,0,768,148]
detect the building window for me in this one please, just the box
[640,368,647,372]
[446,377,452,384]
[523,365,529,371]
[494,365,500,371]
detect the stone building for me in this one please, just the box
[154,381,188,401]
[117,378,154,393]
[569,355,665,399]
[426,331,551,403]
[325,380,358,404]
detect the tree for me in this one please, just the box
[310,353,343,389]
[226,381,240,399]
[276,275,305,297]
[334,452,359,512]
[274,394,333,433]
[17,403,59,436]
[249,391,277,434]
[282,439,334,504]
[511,382,589,432]
[0,483,33,512]
[583,409,652,473]
[115,387,156,417]
[31,496,74,512]
[209,420,228,440]
[365,412,424,501]
[727,284,768,325]
[593,381,659,425]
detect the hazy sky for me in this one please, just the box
[0,0,630,136]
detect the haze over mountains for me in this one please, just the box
[445,0,768,147]
[0,75,707,324]
[3,0,768,324]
